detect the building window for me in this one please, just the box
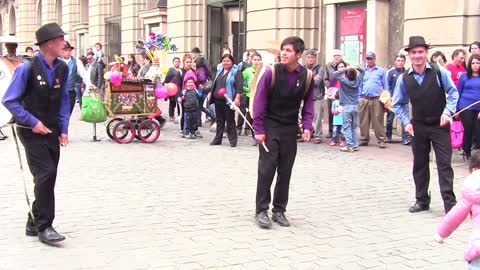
[148,23,161,35]
[78,33,85,57]
[80,0,89,23]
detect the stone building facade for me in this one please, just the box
[1,0,478,67]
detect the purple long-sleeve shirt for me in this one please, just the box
[2,53,70,134]
[252,64,314,135]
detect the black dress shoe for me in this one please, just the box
[408,203,430,213]
[230,143,237,147]
[272,212,290,227]
[255,211,272,229]
[38,227,65,244]
[210,141,221,145]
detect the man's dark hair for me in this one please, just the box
[191,47,201,54]
[451,48,466,60]
[280,36,305,54]
[466,54,480,79]
[346,67,357,81]
[395,54,406,60]
[25,46,33,52]
[470,152,480,172]
[172,57,180,63]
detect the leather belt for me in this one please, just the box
[363,96,379,100]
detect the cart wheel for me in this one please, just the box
[133,117,148,140]
[106,118,123,140]
[112,120,135,144]
[137,119,160,143]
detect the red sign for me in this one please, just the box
[338,6,366,65]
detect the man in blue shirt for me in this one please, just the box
[392,36,458,214]
[2,23,70,244]
[359,52,388,148]
[385,54,410,145]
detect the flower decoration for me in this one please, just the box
[134,32,178,63]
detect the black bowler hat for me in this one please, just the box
[35,23,67,46]
[404,36,430,52]
[64,41,74,50]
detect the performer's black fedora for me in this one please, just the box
[35,23,67,46]
[404,36,431,52]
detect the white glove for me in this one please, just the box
[434,233,444,244]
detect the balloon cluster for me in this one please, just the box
[104,71,123,86]
[154,83,179,99]
[134,32,178,63]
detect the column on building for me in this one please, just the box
[16,0,36,49]
[88,0,111,56]
[62,0,81,52]
[42,0,57,24]
[167,0,205,57]
[246,0,320,64]
[121,0,146,56]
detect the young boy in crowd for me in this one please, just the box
[180,77,202,139]
[334,65,365,152]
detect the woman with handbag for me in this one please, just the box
[209,54,243,147]
[457,54,480,160]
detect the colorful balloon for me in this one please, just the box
[218,88,227,96]
[110,71,122,86]
[104,71,111,80]
[154,86,168,99]
[165,83,178,97]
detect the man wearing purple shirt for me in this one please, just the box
[253,36,314,229]
[2,23,69,244]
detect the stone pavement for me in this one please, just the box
[0,106,472,270]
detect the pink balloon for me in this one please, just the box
[165,83,178,97]
[155,87,168,99]
[218,88,226,96]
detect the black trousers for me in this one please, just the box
[327,99,333,134]
[461,110,480,158]
[68,91,76,115]
[168,97,177,118]
[18,128,60,231]
[236,94,247,131]
[411,121,456,213]
[185,109,198,134]
[255,124,298,214]
[212,99,237,145]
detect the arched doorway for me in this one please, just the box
[9,6,15,35]
[56,0,62,25]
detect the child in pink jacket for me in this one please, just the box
[435,152,480,268]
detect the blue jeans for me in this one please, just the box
[467,257,480,270]
[331,125,344,142]
[342,104,359,147]
[386,111,410,141]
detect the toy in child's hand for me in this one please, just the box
[326,87,338,100]
[337,106,343,114]
[434,233,444,244]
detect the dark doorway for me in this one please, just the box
[207,6,223,71]
[231,21,245,64]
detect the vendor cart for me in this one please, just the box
[104,80,161,144]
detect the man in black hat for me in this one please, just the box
[61,41,86,111]
[2,22,69,244]
[392,36,459,214]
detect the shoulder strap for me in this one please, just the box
[270,64,275,89]
[305,69,313,96]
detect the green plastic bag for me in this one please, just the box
[81,91,107,123]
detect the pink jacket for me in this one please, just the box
[436,170,480,262]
